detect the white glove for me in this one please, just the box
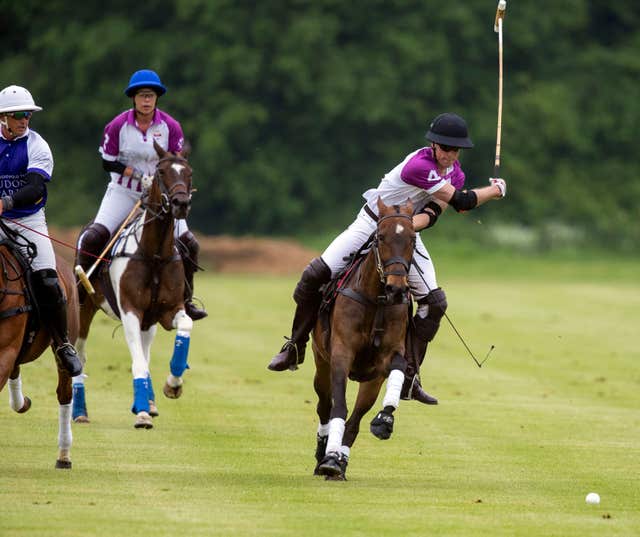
[141,174,154,191]
[490,177,506,198]
[131,168,144,182]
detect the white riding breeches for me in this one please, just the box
[0,209,56,271]
[94,182,189,237]
[320,206,437,301]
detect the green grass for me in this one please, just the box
[1,256,639,536]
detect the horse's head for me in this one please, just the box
[150,140,193,220]
[374,197,415,305]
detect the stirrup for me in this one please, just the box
[267,338,303,371]
[185,300,208,320]
[55,343,83,376]
[281,338,303,370]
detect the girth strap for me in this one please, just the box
[337,288,390,349]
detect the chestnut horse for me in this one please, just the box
[74,142,194,429]
[313,198,415,480]
[0,238,79,469]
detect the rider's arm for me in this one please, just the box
[1,172,46,212]
[413,200,447,231]
[102,158,141,180]
[431,180,504,212]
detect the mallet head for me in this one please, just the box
[494,0,507,32]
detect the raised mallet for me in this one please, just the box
[494,0,507,177]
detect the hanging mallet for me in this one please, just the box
[494,0,507,177]
[75,199,142,295]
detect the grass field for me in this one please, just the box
[1,254,638,536]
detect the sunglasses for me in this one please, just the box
[9,111,33,120]
[438,144,461,153]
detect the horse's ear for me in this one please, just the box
[153,140,167,159]
[376,196,389,215]
[179,140,191,160]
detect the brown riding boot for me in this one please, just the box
[268,257,331,372]
[178,231,207,320]
[33,269,83,377]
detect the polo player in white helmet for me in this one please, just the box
[0,85,83,376]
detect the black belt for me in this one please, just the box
[363,204,378,222]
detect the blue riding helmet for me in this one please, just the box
[124,69,167,97]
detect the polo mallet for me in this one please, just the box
[75,200,142,295]
[494,0,507,177]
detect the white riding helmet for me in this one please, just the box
[0,85,43,113]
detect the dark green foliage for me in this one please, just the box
[2,0,638,250]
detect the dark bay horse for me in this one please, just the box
[313,198,415,480]
[0,239,79,469]
[74,142,194,429]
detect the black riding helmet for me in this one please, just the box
[425,113,474,148]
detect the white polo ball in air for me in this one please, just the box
[585,492,600,505]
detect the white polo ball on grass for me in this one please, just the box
[585,492,600,505]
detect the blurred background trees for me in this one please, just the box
[2,0,638,251]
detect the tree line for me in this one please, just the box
[3,0,639,251]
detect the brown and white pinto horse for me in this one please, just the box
[0,240,79,469]
[75,142,194,428]
[313,198,415,480]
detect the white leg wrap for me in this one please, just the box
[317,422,330,437]
[8,376,24,412]
[58,404,73,451]
[325,417,346,454]
[339,445,350,458]
[382,369,405,409]
[72,373,87,385]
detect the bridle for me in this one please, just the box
[145,155,192,215]
[372,213,414,285]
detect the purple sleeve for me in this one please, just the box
[161,112,184,153]
[100,112,128,158]
[400,149,442,190]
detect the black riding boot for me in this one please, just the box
[268,257,331,372]
[401,324,438,405]
[75,222,110,304]
[33,269,83,377]
[401,288,448,405]
[178,231,207,321]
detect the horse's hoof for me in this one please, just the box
[17,397,32,414]
[73,415,90,424]
[163,382,182,399]
[134,411,154,429]
[149,400,159,417]
[325,473,346,481]
[55,459,72,470]
[317,452,347,477]
[370,409,394,440]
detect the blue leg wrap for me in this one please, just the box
[131,378,150,414]
[169,331,191,377]
[72,383,87,419]
[147,374,155,402]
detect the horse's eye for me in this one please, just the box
[377,234,385,243]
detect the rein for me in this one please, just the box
[336,210,414,348]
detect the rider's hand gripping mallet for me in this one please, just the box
[74,200,142,295]
[494,0,506,177]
